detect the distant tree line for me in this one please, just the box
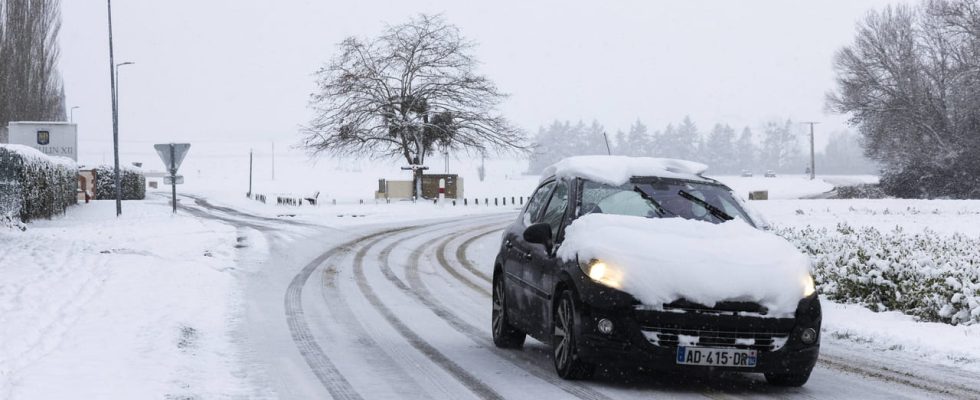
[0,0,66,129]
[527,117,878,176]
[829,0,980,198]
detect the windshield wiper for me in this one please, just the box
[633,185,673,217]
[677,190,734,222]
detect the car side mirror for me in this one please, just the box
[523,222,553,253]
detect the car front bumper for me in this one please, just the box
[573,304,820,374]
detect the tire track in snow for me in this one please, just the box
[372,221,617,400]
[319,232,435,399]
[431,222,508,297]
[284,229,404,400]
[351,230,506,400]
[452,228,500,284]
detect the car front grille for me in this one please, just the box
[641,326,790,352]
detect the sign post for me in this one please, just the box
[154,143,191,213]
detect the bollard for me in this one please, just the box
[503,197,506,206]
[453,200,456,206]
[332,199,337,205]
[475,198,479,205]
[511,196,515,205]
[433,199,437,205]
[520,197,524,205]
[464,198,468,206]
[359,199,364,204]
[495,198,498,206]
[485,198,488,206]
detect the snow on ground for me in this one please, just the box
[713,174,834,200]
[751,198,980,234]
[0,199,252,399]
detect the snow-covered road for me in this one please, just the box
[184,197,980,400]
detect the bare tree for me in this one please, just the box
[828,0,980,197]
[302,14,524,197]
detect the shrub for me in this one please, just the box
[94,165,145,200]
[776,223,980,325]
[0,144,77,223]
[836,184,888,199]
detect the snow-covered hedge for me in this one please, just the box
[94,165,145,200]
[776,223,980,325]
[0,144,77,223]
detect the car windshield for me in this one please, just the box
[579,178,755,226]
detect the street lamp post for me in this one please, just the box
[69,106,80,123]
[106,0,123,216]
[114,61,135,111]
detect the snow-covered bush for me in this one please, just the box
[776,223,980,325]
[94,165,145,200]
[0,144,77,223]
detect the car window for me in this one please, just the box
[579,179,755,226]
[538,180,569,239]
[523,181,556,226]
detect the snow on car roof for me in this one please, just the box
[541,155,710,186]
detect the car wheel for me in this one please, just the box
[553,289,595,380]
[764,369,812,387]
[492,274,526,348]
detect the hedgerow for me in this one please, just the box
[0,144,77,223]
[94,165,145,200]
[776,223,980,326]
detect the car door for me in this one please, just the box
[505,180,555,330]
[523,178,571,337]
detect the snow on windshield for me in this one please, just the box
[542,156,708,186]
[557,214,811,317]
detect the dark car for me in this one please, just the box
[491,162,820,386]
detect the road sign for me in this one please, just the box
[154,143,191,214]
[400,165,429,171]
[154,143,191,173]
[163,175,184,185]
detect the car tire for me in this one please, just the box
[764,369,812,387]
[492,274,526,348]
[553,289,595,380]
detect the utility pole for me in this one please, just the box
[271,141,276,180]
[801,122,819,180]
[602,132,612,155]
[106,0,122,216]
[248,149,253,197]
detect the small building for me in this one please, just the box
[376,174,464,200]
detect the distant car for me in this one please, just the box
[765,170,776,178]
[740,170,753,177]
[492,156,820,386]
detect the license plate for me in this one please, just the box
[676,347,757,367]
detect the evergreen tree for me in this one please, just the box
[761,119,800,172]
[735,127,756,173]
[625,119,651,157]
[703,124,737,173]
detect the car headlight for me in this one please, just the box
[581,260,623,289]
[802,274,816,297]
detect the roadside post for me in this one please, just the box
[154,143,191,213]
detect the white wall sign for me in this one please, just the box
[6,121,78,161]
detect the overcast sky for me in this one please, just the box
[60,0,903,164]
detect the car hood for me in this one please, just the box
[557,214,811,317]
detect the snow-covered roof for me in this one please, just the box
[541,155,710,186]
[0,144,77,169]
